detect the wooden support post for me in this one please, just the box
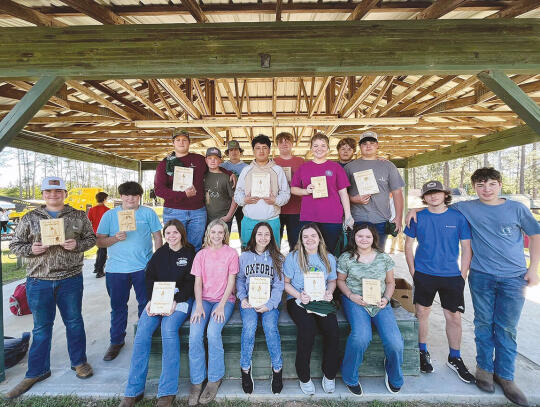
[406,125,540,168]
[0,234,5,382]
[403,167,409,217]
[0,76,64,152]
[477,70,540,135]
[138,161,143,184]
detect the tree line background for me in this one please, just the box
[0,143,538,203]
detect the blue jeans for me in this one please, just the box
[241,216,281,248]
[25,274,87,378]
[468,270,527,380]
[189,300,235,384]
[240,307,282,371]
[106,269,147,345]
[280,214,301,252]
[353,221,388,252]
[125,299,193,398]
[163,206,207,252]
[300,221,342,254]
[341,295,404,388]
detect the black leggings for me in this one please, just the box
[287,298,339,382]
[0,221,8,233]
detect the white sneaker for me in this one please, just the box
[299,379,315,395]
[321,376,335,393]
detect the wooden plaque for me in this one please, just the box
[354,169,380,196]
[248,277,271,308]
[149,282,176,314]
[173,166,194,192]
[251,173,271,198]
[304,271,325,301]
[311,176,328,199]
[40,218,65,246]
[362,278,382,305]
[282,167,292,183]
[118,209,136,232]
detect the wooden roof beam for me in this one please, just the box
[0,77,65,151]
[309,77,332,118]
[156,79,202,119]
[376,76,432,116]
[218,79,242,119]
[347,0,380,20]
[85,80,148,118]
[414,0,468,19]
[3,20,540,79]
[477,70,540,135]
[149,79,179,120]
[487,0,539,18]
[340,76,385,117]
[59,0,126,25]
[180,0,209,23]
[67,80,134,120]
[115,80,168,119]
[0,0,66,27]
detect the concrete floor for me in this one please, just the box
[1,236,540,404]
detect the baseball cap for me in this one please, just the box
[359,131,379,144]
[172,129,190,141]
[41,176,67,191]
[205,147,222,158]
[421,180,449,196]
[225,140,244,154]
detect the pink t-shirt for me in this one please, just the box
[274,156,305,215]
[191,245,239,303]
[291,160,350,224]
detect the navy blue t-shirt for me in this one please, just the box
[404,207,471,277]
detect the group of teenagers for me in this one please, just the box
[5,129,540,407]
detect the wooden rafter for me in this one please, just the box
[148,79,178,120]
[115,80,168,119]
[376,76,432,116]
[67,81,134,120]
[414,76,479,115]
[156,79,202,119]
[414,0,467,19]
[193,80,210,116]
[309,77,332,118]
[391,75,456,113]
[340,76,385,117]
[59,0,126,25]
[276,0,283,21]
[85,80,148,118]
[347,0,380,20]
[218,79,242,119]
[487,0,539,18]
[366,76,395,117]
[179,0,208,23]
[0,0,66,27]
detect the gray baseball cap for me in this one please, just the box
[359,131,379,144]
[421,180,449,196]
[205,147,222,158]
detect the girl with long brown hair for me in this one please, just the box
[236,222,285,394]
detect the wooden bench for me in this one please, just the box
[141,303,419,380]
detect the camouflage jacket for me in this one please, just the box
[9,205,96,280]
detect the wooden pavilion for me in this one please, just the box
[0,0,540,380]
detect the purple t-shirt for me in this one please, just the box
[291,160,350,223]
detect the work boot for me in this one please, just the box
[188,383,203,406]
[118,393,144,407]
[199,379,222,404]
[5,371,51,399]
[96,271,105,278]
[475,365,495,393]
[103,343,124,361]
[156,395,175,407]
[494,375,529,407]
[71,362,94,379]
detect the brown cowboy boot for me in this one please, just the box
[5,372,51,399]
[118,393,144,407]
[72,362,94,379]
[199,379,222,405]
[475,365,495,393]
[156,395,176,407]
[188,383,203,406]
[494,375,529,407]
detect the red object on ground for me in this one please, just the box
[9,282,31,316]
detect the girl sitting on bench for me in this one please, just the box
[188,219,239,406]
[120,219,195,407]
[236,222,285,394]
[337,223,404,396]
[283,223,339,395]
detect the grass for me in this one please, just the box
[1,248,26,285]
[0,398,517,407]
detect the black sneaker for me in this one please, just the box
[447,356,476,384]
[271,369,283,394]
[241,366,254,394]
[420,350,434,373]
[384,358,401,394]
[346,383,363,396]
